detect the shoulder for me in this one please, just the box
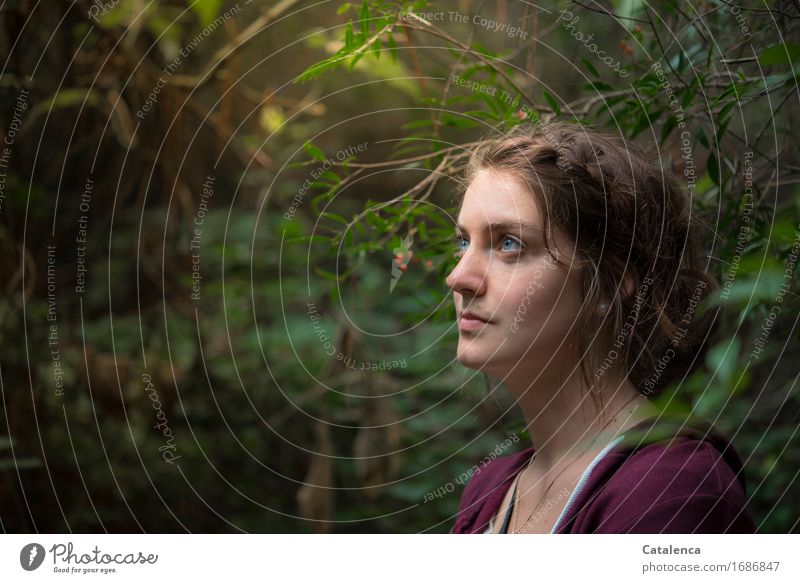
[616,437,737,496]
[580,437,754,533]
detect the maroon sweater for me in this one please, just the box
[451,416,756,533]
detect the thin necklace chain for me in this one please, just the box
[509,393,645,534]
[509,430,600,534]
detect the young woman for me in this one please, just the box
[447,122,755,534]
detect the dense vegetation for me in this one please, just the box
[1,0,798,533]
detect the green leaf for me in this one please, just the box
[542,91,560,115]
[386,32,398,61]
[697,126,709,148]
[191,0,224,27]
[715,82,740,103]
[285,234,332,245]
[758,43,800,66]
[304,141,327,162]
[402,119,434,130]
[364,209,388,230]
[324,212,352,226]
[441,113,483,128]
[681,82,697,108]
[660,115,678,145]
[707,268,785,309]
[718,101,736,123]
[581,58,600,78]
[350,50,366,69]
[91,0,131,28]
[320,171,341,185]
[598,94,626,111]
[630,109,661,138]
[705,337,741,388]
[295,54,347,83]
[27,89,101,128]
[470,41,495,58]
[359,0,370,41]
[476,91,502,115]
[337,2,351,15]
[314,266,343,282]
[636,72,660,91]
[311,196,333,220]
[582,81,614,92]
[716,104,734,141]
[707,151,720,186]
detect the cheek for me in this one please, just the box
[503,269,577,331]
[514,272,565,309]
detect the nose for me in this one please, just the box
[445,247,488,297]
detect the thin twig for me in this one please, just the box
[716,0,799,19]
[293,140,482,170]
[570,0,649,24]
[169,0,304,89]
[753,89,796,148]
[720,57,758,64]
[401,20,536,109]
[644,5,690,91]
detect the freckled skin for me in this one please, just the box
[445,169,585,383]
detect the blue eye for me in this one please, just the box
[501,237,522,252]
[454,235,469,254]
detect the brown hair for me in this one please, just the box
[458,121,719,400]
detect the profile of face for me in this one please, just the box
[445,169,586,383]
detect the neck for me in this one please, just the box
[502,362,660,470]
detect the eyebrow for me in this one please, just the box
[455,221,543,236]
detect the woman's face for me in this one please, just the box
[445,169,585,381]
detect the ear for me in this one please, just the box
[621,273,636,302]
[596,272,636,308]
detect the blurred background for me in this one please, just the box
[1,0,799,533]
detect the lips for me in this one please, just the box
[458,310,491,332]
[460,310,490,323]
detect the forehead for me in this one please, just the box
[457,169,543,234]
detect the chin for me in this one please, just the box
[455,347,486,370]
[456,346,502,375]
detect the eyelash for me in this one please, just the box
[453,234,524,255]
